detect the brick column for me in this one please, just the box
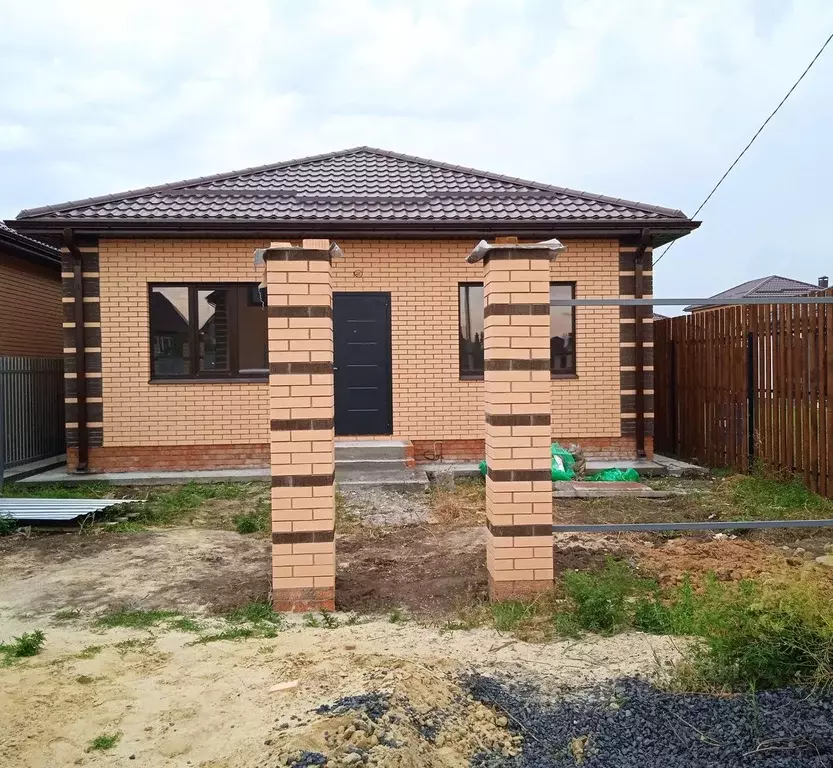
[264,239,336,612]
[468,238,563,601]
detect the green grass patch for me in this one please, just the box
[234,498,270,534]
[335,489,360,532]
[480,557,833,692]
[166,617,203,633]
[0,629,45,664]
[53,608,82,622]
[388,607,408,624]
[226,600,285,627]
[95,608,179,629]
[191,627,255,644]
[0,481,113,499]
[87,733,120,751]
[77,645,102,659]
[113,638,155,655]
[722,474,833,521]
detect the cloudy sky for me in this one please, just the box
[2,0,831,305]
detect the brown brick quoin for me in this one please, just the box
[485,413,550,427]
[271,473,335,488]
[272,530,335,545]
[484,359,550,371]
[487,521,554,538]
[270,418,334,431]
[486,468,551,482]
[267,305,333,318]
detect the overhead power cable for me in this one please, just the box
[654,30,833,267]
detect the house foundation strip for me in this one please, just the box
[468,238,565,601]
[260,239,339,612]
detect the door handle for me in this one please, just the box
[333,366,339,371]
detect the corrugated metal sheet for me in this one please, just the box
[0,497,138,522]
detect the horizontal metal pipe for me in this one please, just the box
[551,297,833,306]
[552,519,833,533]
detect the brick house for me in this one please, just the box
[0,222,62,357]
[11,147,698,474]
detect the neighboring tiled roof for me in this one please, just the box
[16,147,691,225]
[0,220,60,267]
[686,275,821,312]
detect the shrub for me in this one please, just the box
[1,629,46,663]
[0,513,17,536]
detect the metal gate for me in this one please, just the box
[0,356,65,469]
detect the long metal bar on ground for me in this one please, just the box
[552,519,833,533]
[551,297,833,306]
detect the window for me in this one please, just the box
[457,282,576,377]
[149,283,268,380]
[549,283,576,375]
[458,283,484,377]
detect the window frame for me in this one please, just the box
[458,282,485,380]
[148,282,268,382]
[549,281,577,378]
[456,281,578,380]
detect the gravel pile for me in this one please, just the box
[466,674,833,767]
[271,663,521,767]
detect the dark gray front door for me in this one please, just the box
[333,292,393,436]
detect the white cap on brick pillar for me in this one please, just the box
[466,237,565,263]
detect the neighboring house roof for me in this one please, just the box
[0,220,60,269]
[685,275,821,312]
[12,147,698,243]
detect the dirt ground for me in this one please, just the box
[2,480,832,766]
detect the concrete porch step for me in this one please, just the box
[335,466,429,492]
[335,440,410,463]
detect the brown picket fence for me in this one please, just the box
[654,290,833,496]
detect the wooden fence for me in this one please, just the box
[655,291,833,495]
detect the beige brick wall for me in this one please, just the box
[97,238,622,448]
[0,251,62,358]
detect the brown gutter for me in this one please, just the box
[63,228,88,472]
[13,218,701,243]
[634,228,651,458]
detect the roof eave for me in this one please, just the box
[11,217,700,244]
[0,228,61,270]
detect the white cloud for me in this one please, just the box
[1,0,832,301]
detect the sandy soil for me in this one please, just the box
[0,528,271,616]
[0,618,679,768]
[0,488,826,767]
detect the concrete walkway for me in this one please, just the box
[20,466,271,485]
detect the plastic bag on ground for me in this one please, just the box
[551,442,576,470]
[586,468,640,482]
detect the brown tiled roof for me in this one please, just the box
[0,220,60,268]
[16,147,691,226]
[686,275,822,312]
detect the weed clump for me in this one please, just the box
[87,733,120,751]
[1,629,45,664]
